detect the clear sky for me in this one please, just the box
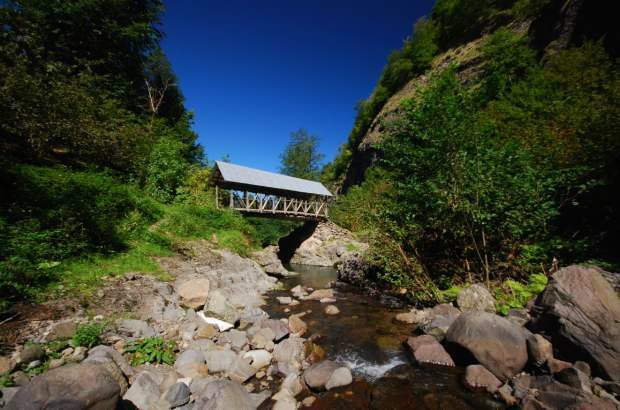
[161,0,434,172]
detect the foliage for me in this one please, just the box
[73,322,105,348]
[333,37,619,299]
[125,337,176,366]
[244,217,301,247]
[495,273,548,315]
[279,129,324,180]
[144,136,190,203]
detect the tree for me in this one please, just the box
[279,129,324,180]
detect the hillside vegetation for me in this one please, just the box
[0,1,296,312]
[325,0,619,303]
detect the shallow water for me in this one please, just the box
[264,263,504,410]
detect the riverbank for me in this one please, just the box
[1,236,619,409]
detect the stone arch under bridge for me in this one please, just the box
[211,161,333,220]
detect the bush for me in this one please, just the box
[73,322,105,348]
[144,136,190,203]
[125,337,176,366]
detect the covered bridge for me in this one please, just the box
[212,161,333,219]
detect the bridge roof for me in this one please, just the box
[214,161,333,197]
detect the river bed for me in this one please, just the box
[264,264,503,409]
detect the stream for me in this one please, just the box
[265,264,504,410]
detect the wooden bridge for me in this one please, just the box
[212,161,333,220]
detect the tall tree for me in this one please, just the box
[279,129,324,180]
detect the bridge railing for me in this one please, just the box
[216,188,328,219]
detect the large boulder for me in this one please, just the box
[530,265,620,381]
[177,278,210,309]
[6,363,121,410]
[303,360,341,391]
[456,284,496,313]
[193,380,254,410]
[204,290,239,324]
[251,246,290,276]
[406,335,454,367]
[446,311,528,381]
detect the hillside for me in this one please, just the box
[324,0,619,302]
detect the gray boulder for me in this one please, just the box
[446,311,528,381]
[303,360,340,391]
[193,380,255,410]
[205,290,240,324]
[123,370,161,409]
[273,337,305,367]
[325,367,353,390]
[117,319,157,338]
[162,382,190,407]
[7,363,121,410]
[530,265,620,381]
[456,284,496,313]
[204,349,237,373]
[177,278,210,309]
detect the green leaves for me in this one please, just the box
[73,322,105,348]
[279,129,324,181]
[125,337,176,366]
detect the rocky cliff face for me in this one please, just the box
[289,222,368,267]
[341,0,614,192]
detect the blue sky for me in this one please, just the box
[161,0,434,172]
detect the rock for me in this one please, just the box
[196,323,219,339]
[117,319,157,338]
[457,284,496,313]
[395,309,429,325]
[15,345,44,365]
[273,392,297,410]
[306,288,334,300]
[123,370,161,410]
[218,329,247,350]
[10,371,29,387]
[175,349,209,378]
[507,309,531,327]
[497,384,517,406]
[197,311,234,332]
[556,367,592,393]
[180,321,198,341]
[446,311,528,381]
[547,357,573,374]
[527,333,554,366]
[304,360,340,391]
[162,382,190,408]
[193,380,254,410]
[260,319,289,341]
[281,373,303,396]
[68,346,87,362]
[290,285,305,297]
[273,337,305,367]
[243,349,272,370]
[464,364,502,393]
[530,265,620,381]
[47,320,77,341]
[290,221,368,267]
[410,341,455,367]
[325,367,353,390]
[204,349,237,373]
[250,390,272,407]
[420,314,457,341]
[7,363,120,409]
[574,361,591,377]
[227,356,257,383]
[277,296,293,305]
[288,315,307,337]
[205,290,240,324]
[324,305,340,315]
[85,345,134,377]
[251,245,290,276]
[251,327,276,349]
[406,335,437,352]
[319,297,336,303]
[0,356,15,374]
[0,387,19,407]
[302,396,317,407]
[48,358,65,369]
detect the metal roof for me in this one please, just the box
[215,161,333,197]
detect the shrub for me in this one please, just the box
[73,322,105,348]
[125,337,176,366]
[144,136,189,203]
